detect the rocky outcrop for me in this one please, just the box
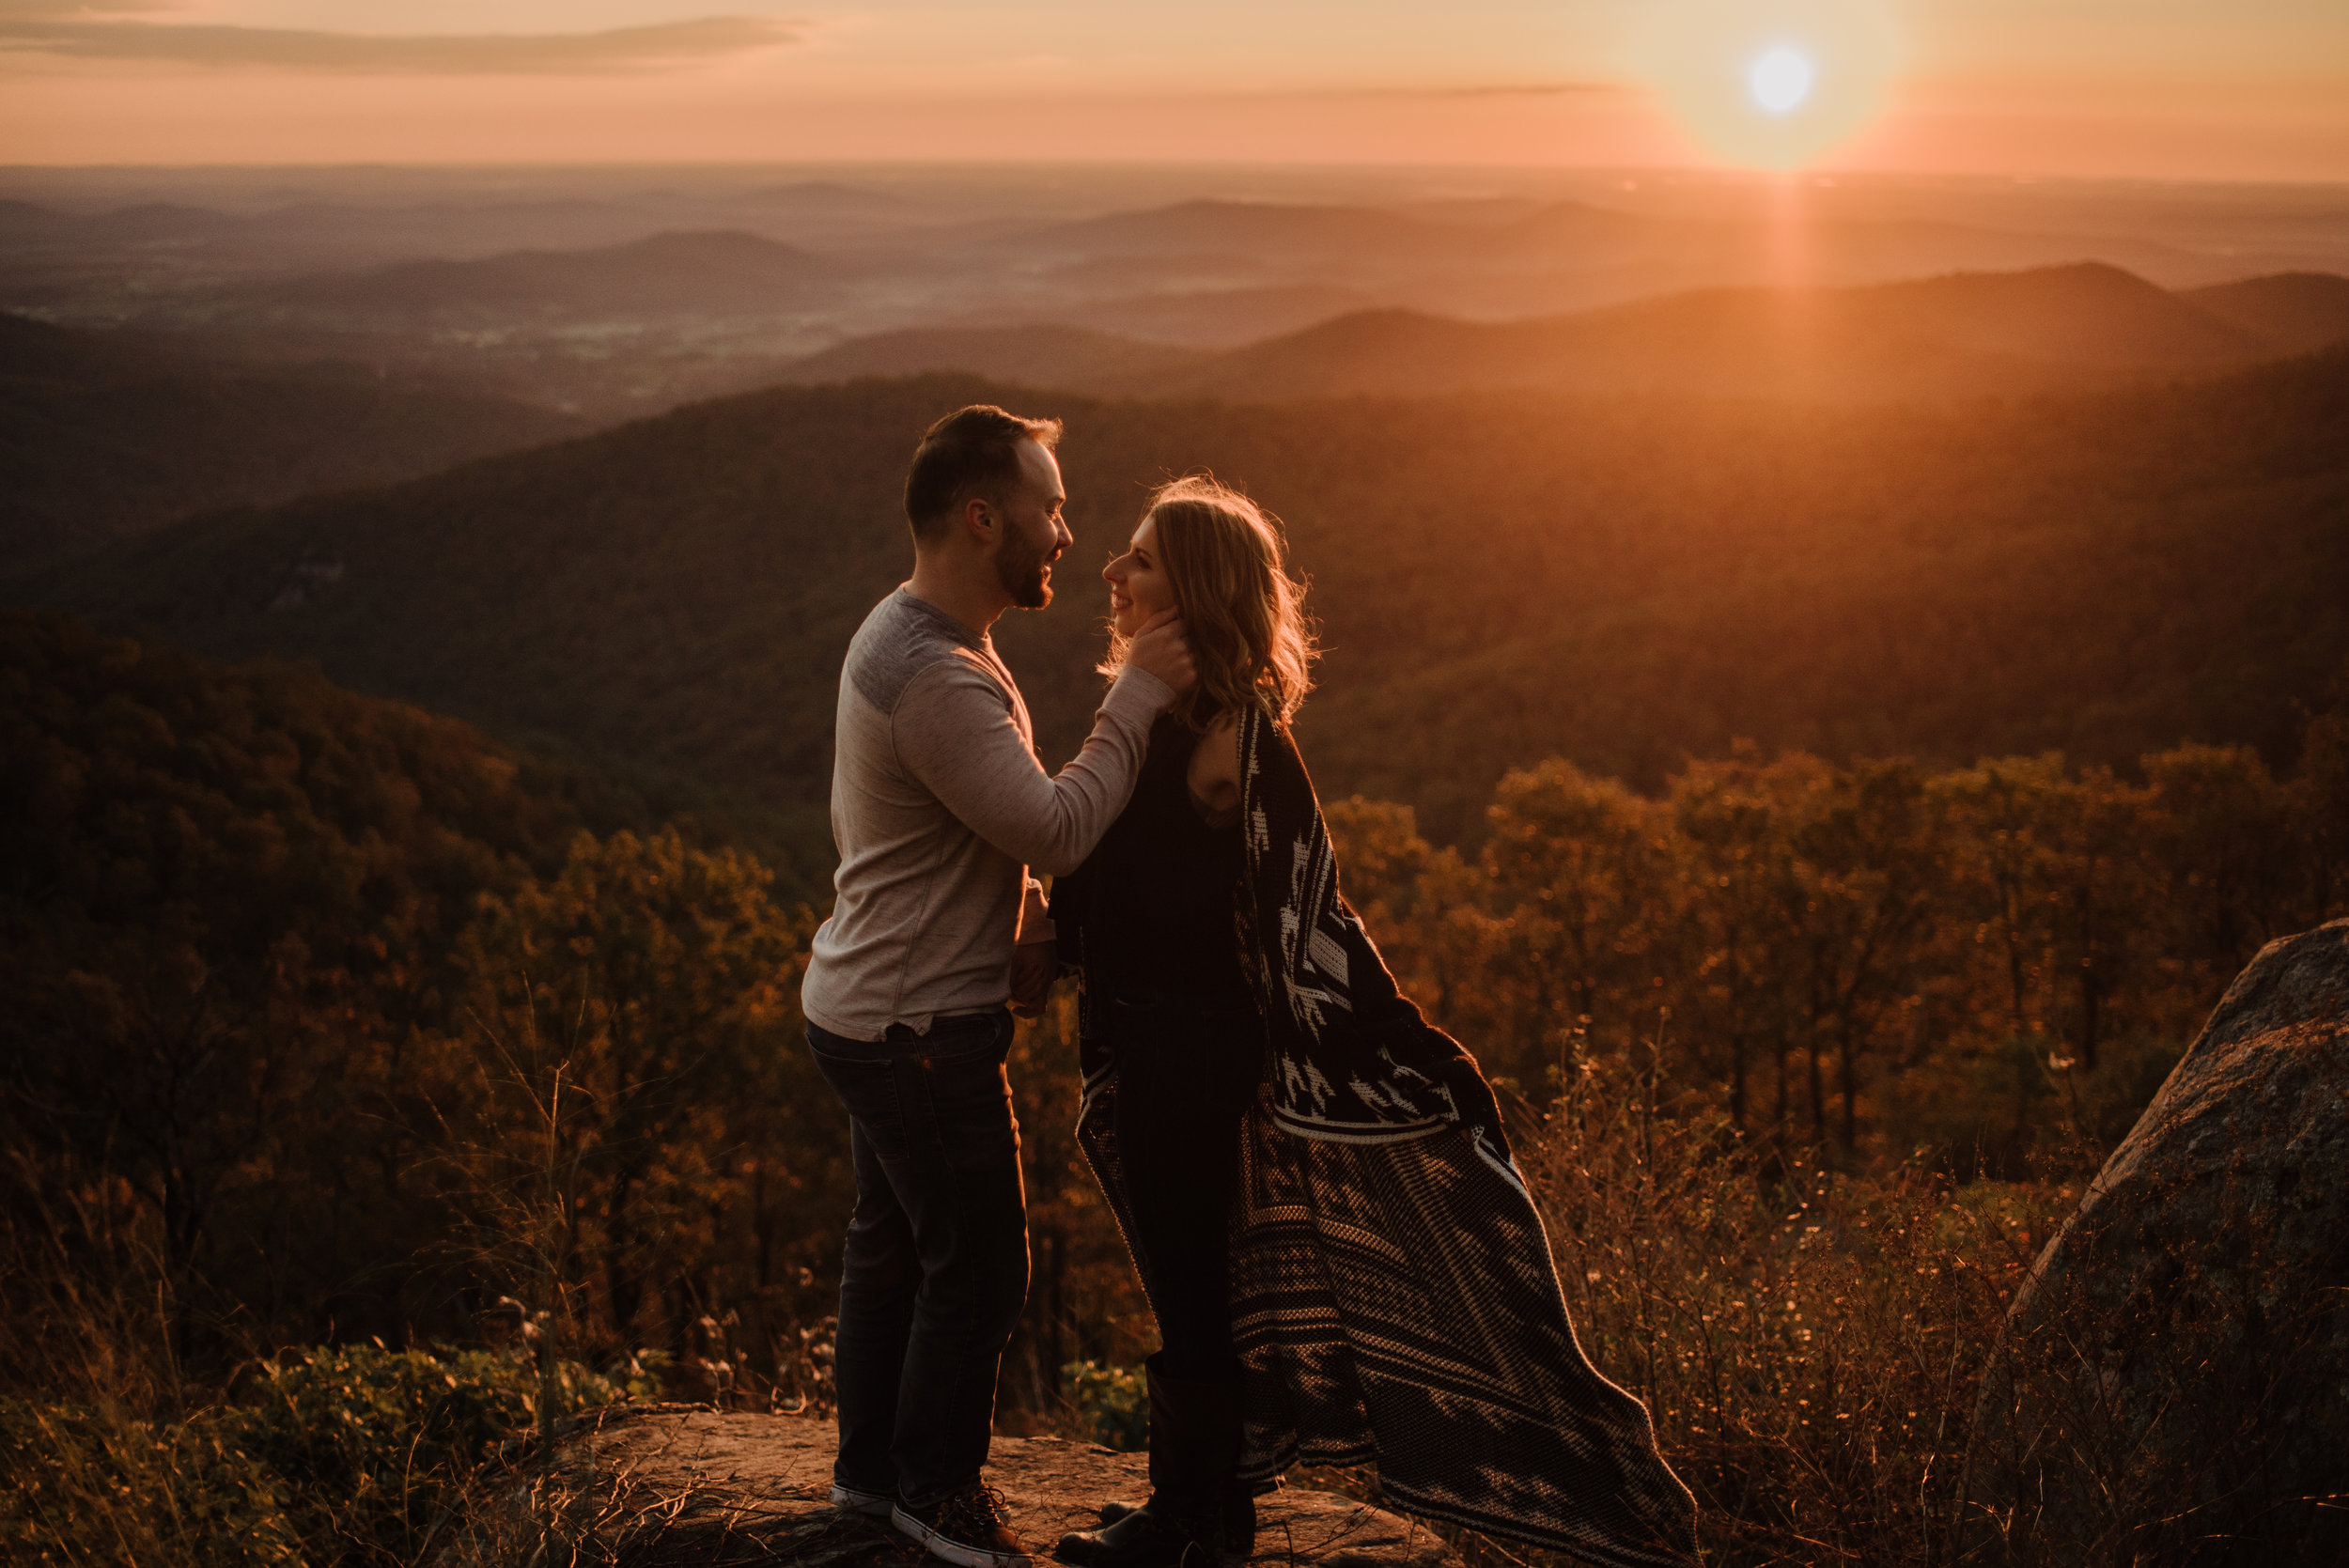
[1966,919,2349,1565]
[444,1406,1457,1568]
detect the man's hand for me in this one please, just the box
[1008,940,1060,1018]
[1125,609,1196,697]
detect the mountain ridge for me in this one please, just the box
[0,311,583,570]
[770,263,2341,404]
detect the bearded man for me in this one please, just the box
[801,404,1194,1568]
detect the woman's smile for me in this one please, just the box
[1102,514,1174,638]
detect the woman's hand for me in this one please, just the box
[1008,939,1060,1018]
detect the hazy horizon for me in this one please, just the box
[2,2,2344,179]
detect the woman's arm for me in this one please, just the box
[1187,707,1243,825]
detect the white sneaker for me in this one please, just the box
[831,1481,897,1518]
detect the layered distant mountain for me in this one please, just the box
[0,312,582,569]
[773,325,1201,390]
[1002,196,2231,288]
[22,349,2348,858]
[2182,272,2349,357]
[16,178,2348,422]
[252,230,835,324]
[1126,263,2277,401]
[773,264,2347,404]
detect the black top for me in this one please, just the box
[1051,713,1255,1011]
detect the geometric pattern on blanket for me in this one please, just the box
[1221,705,1702,1568]
[1070,705,1700,1568]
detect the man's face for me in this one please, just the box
[991,440,1072,610]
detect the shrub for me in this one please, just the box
[0,1396,303,1568]
[1514,1049,2076,1567]
[219,1343,630,1565]
[1062,1360,1149,1452]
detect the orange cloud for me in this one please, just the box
[0,9,802,74]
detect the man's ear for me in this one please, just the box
[958,494,995,547]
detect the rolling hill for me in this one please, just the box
[255,230,835,322]
[1106,264,2282,402]
[768,265,2335,407]
[0,312,583,570]
[18,350,2348,860]
[2182,272,2349,356]
[773,324,1201,390]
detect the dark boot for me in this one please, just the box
[1221,1480,1255,1560]
[1055,1358,1245,1568]
[1076,1488,1252,1562]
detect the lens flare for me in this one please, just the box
[1631,0,1902,169]
[1749,47,1812,116]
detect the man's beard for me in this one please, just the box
[997,531,1053,609]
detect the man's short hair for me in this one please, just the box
[904,405,1063,541]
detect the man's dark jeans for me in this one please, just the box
[805,1008,1029,1510]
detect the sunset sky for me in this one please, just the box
[1,1,2344,179]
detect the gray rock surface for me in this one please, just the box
[1966,918,2349,1564]
[461,1405,1456,1568]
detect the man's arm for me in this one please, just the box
[896,660,1174,877]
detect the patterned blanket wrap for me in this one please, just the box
[1074,706,1699,1568]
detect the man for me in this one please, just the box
[801,404,1194,1568]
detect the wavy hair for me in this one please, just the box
[1108,474,1316,730]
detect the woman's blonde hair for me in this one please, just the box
[1108,474,1316,729]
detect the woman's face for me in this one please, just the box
[1103,513,1175,638]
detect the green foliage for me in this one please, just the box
[429,825,835,1360]
[1333,708,2348,1171]
[221,1343,623,1564]
[0,612,847,1412]
[1061,1361,1149,1452]
[0,1397,303,1568]
[2,1343,647,1568]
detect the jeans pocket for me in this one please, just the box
[910,1019,1019,1173]
[808,1033,910,1163]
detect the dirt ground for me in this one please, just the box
[521,1406,1458,1568]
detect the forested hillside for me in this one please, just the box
[7,602,2345,1568]
[20,350,2348,858]
[0,611,829,1364]
[0,313,583,568]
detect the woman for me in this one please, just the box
[1050,478,1699,1568]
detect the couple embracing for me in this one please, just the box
[800,406,1700,1568]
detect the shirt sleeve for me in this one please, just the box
[894,658,1174,877]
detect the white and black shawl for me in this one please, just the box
[1074,706,1701,1568]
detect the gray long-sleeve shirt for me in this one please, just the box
[801,586,1173,1041]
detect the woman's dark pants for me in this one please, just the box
[1104,995,1263,1522]
[806,1009,1028,1510]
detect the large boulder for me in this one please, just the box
[1966,918,2349,1564]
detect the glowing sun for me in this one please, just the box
[1632,0,1901,169]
